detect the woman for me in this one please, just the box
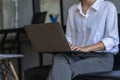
[47,0,119,80]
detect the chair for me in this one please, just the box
[113,13,120,70]
[0,28,25,80]
[31,11,47,24]
[24,51,120,80]
[0,54,23,80]
[72,70,120,80]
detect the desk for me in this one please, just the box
[0,54,23,80]
[0,54,23,59]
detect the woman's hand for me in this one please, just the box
[70,45,89,52]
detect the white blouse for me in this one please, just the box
[66,0,119,54]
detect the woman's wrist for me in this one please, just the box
[81,46,90,52]
[82,41,105,52]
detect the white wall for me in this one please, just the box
[0,0,33,29]
[2,0,15,29]
[18,0,33,27]
[0,0,3,29]
[0,0,15,29]
[17,0,34,79]
[110,0,120,13]
[62,0,79,25]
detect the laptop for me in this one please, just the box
[24,22,81,53]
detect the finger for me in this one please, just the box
[76,48,81,51]
[70,45,74,49]
[71,45,76,49]
[71,46,78,50]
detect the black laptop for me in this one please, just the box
[24,22,83,53]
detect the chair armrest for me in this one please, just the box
[72,70,120,80]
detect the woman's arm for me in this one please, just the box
[71,41,105,52]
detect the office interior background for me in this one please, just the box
[0,0,120,80]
